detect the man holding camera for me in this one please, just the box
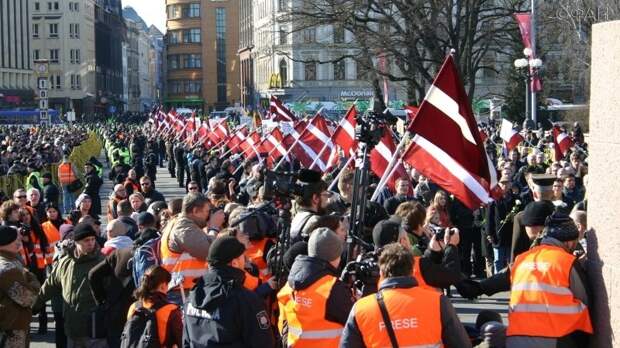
[340,243,470,347]
[290,171,329,244]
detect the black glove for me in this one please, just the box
[455,279,483,300]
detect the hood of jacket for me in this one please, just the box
[287,255,337,291]
[189,265,245,312]
[103,235,134,251]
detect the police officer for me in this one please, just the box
[458,212,593,347]
[174,143,187,188]
[340,243,470,347]
[277,228,354,347]
[183,236,275,347]
[290,170,328,244]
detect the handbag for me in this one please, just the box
[67,179,83,192]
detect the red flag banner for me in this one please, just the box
[332,106,357,155]
[403,55,496,209]
[499,119,524,152]
[514,13,532,49]
[370,129,408,191]
[553,125,573,161]
[270,96,296,122]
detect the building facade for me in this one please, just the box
[94,0,124,115]
[252,0,373,107]
[30,0,98,116]
[165,0,240,112]
[238,0,254,108]
[0,0,35,108]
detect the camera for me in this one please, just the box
[354,97,398,146]
[18,223,30,236]
[341,250,380,296]
[263,170,304,199]
[429,224,454,240]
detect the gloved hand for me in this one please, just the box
[455,279,484,300]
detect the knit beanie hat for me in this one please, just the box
[372,218,402,248]
[521,201,555,226]
[59,224,74,240]
[308,227,342,262]
[0,226,18,246]
[208,236,246,266]
[544,212,580,242]
[73,222,97,241]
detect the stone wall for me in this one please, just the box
[587,20,620,346]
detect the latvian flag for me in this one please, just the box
[270,96,296,122]
[402,55,497,209]
[553,125,573,161]
[499,119,524,152]
[332,105,357,155]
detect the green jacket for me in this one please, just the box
[34,246,103,338]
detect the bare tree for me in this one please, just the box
[276,0,526,104]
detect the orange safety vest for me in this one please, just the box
[246,238,272,282]
[508,244,593,337]
[277,274,344,347]
[159,218,208,290]
[28,232,47,269]
[243,269,260,291]
[41,221,61,266]
[58,162,77,185]
[353,285,443,348]
[127,300,178,346]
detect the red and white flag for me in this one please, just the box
[270,96,296,122]
[405,106,419,123]
[261,127,288,159]
[239,130,263,159]
[324,146,342,173]
[499,119,524,152]
[208,119,229,145]
[225,125,249,153]
[553,125,573,161]
[332,106,358,155]
[291,115,333,171]
[370,128,409,192]
[402,55,497,209]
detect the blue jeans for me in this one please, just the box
[493,246,509,274]
[62,186,75,215]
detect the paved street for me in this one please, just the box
[30,155,509,347]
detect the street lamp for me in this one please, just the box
[514,49,543,127]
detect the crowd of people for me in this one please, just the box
[0,118,592,348]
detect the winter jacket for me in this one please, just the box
[168,214,213,260]
[34,246,104,338]
[183,265,275,348]
[0,250,40,331]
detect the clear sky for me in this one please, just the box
[123,0,166,33]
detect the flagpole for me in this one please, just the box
[328,156,355,191]
[370,132,409,201]
[308,103,356,170]
[371,158,403,202]
[273,114,319,170]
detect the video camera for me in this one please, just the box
[429,224,455,240]
[354,97,398,146]
[341,250,380,296]
[263,168,324,200]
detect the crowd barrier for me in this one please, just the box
[0,132,102,195]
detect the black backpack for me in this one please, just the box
[120,302,172,348]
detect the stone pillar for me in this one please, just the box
[587,20,620,346]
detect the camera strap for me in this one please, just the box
[376,290,399,348]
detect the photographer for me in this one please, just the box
[290,171,329,244]
[373,217,464,291]
[277,228,354,347]
[340,243,470,348]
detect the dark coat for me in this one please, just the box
[183,265,275,348]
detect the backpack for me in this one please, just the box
[130,237,161,288]
[120,302,170,348]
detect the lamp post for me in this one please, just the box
[514,48,543,128]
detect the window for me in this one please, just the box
[168,55,179,69]
[168,81,184,94]
[304,62,316,80]
[303,28,316,43]
[34,2,40,11]
[70,74,81,89]
[168,31,180,44]
[279,59,288,85]
[278,0,287,11]
[334,60,345,80]
[167,5,180,19]
[279,28,287,45]
[216,8,227,103]
[70,24,80,38]
[183,54,201,68]
[184,3,200,18]
[69,2,72,10]
[333,25,345,44]
[50,75,61,89]
[184,80,201,93]
[183,29,200,43]
[49,23,58,38]
[356,63,369,80]
[33,50,40,60]
[74,2,79,11]
[48,2,52,10]
[70,49,81,64]
[53,2,59,10]
[49,49,59,63]
[33,24,39,38]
